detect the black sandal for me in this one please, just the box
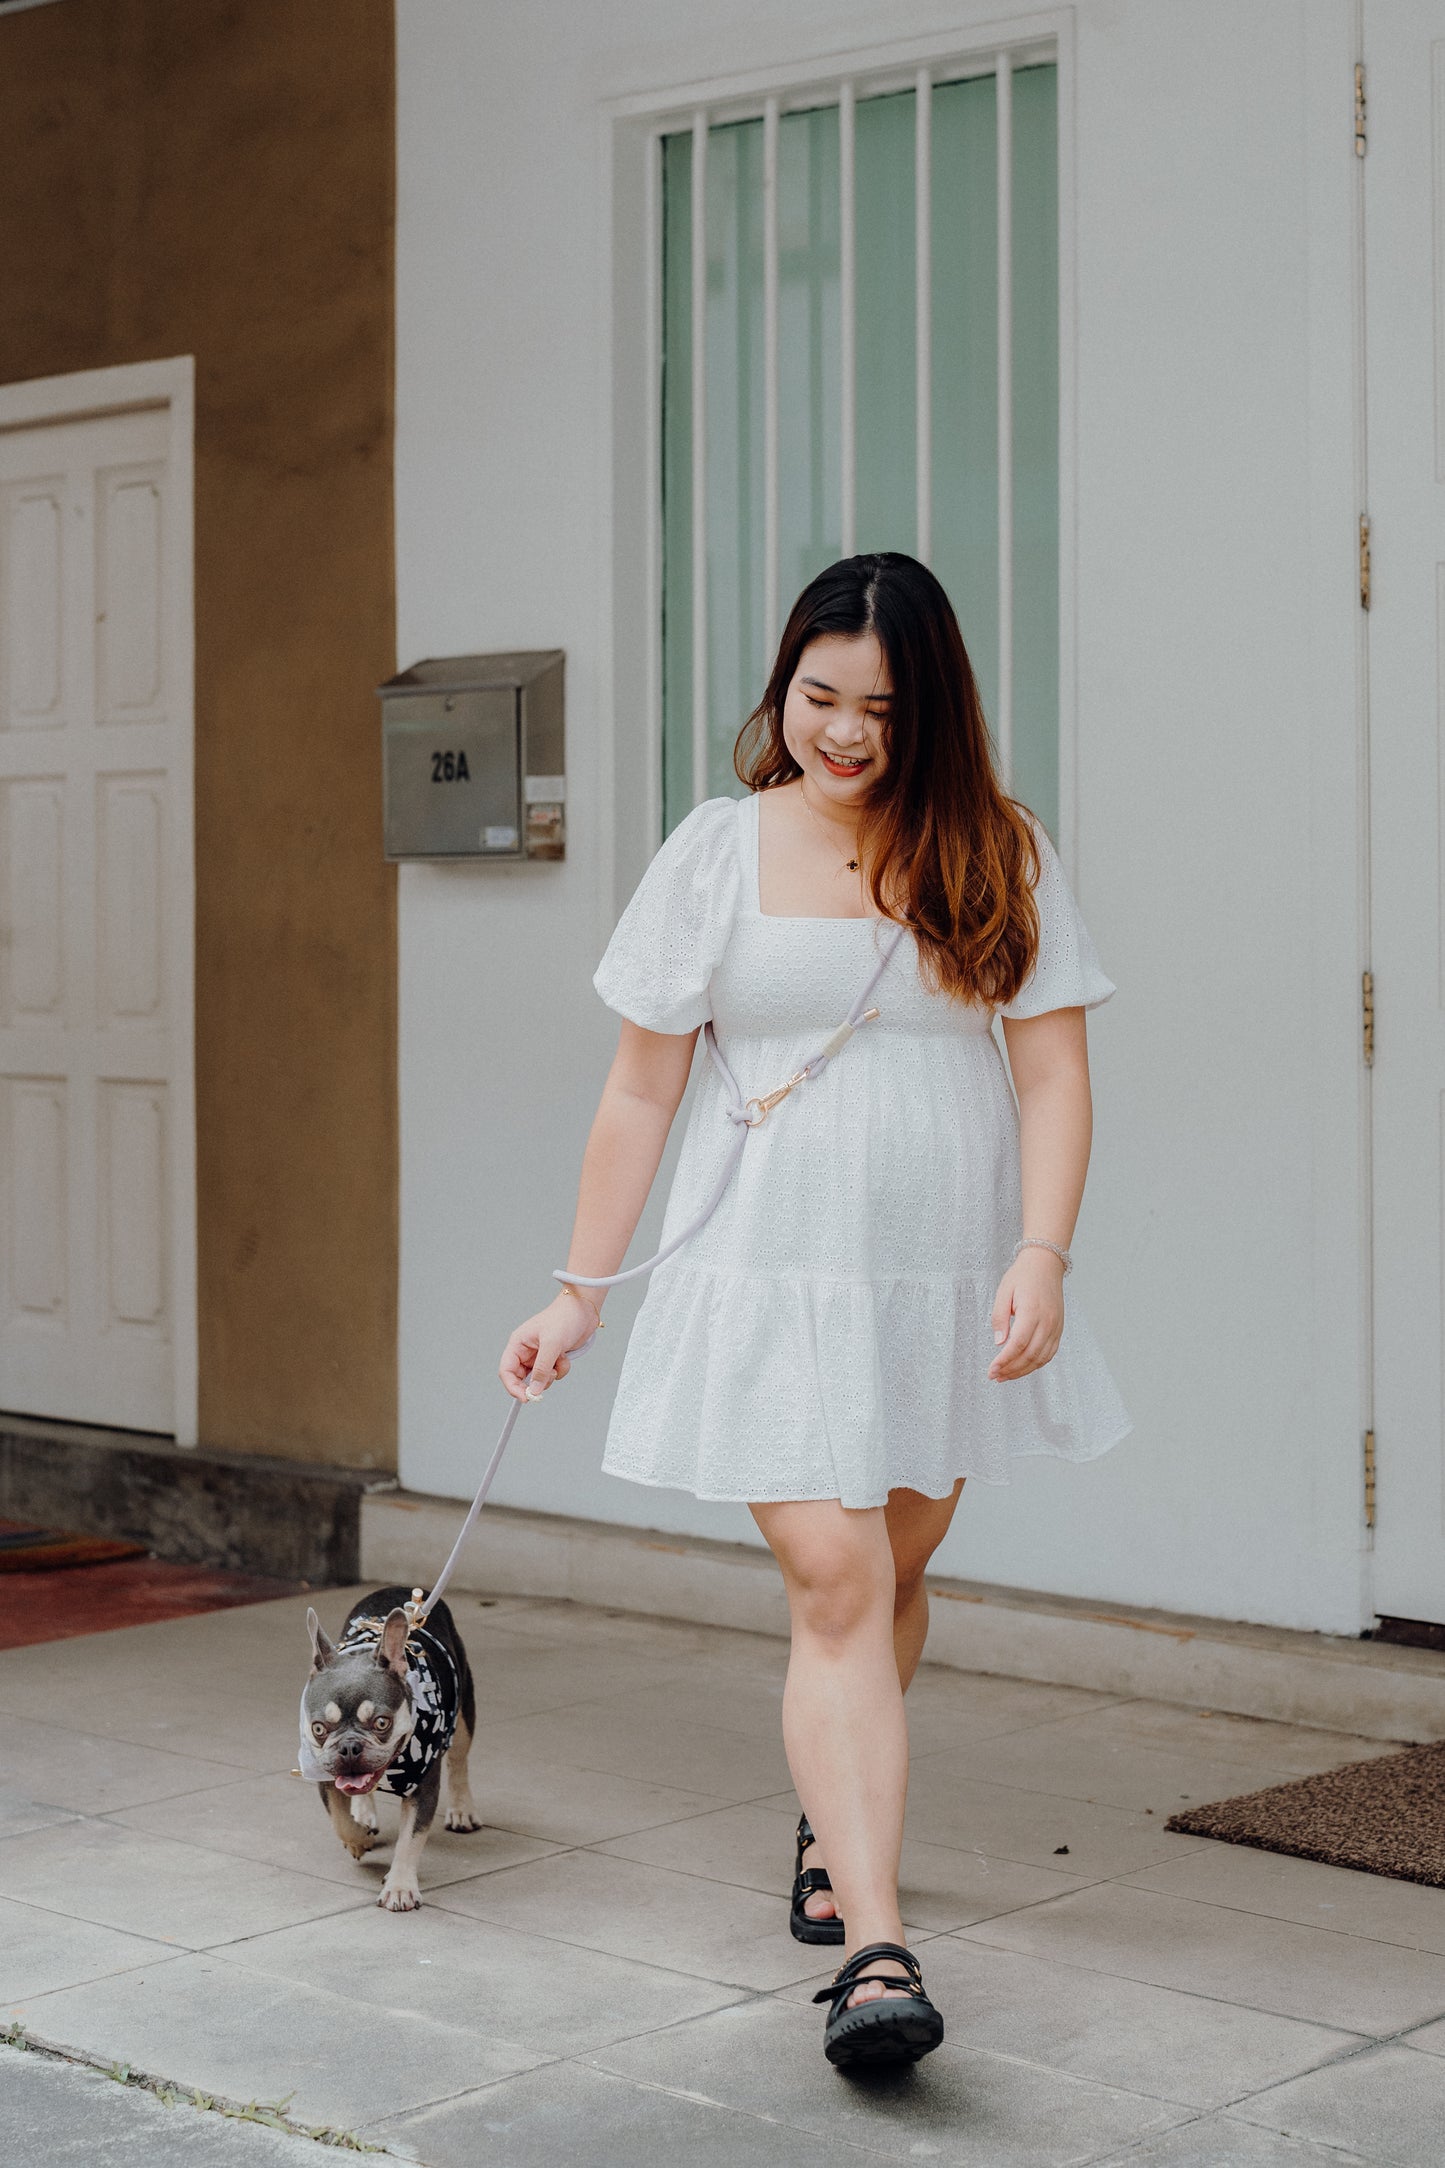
[812,1940,945,2068]
[790,1812,845,1945]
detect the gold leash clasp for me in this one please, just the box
[742,1067,810,1126]
[740,1007,883,1127]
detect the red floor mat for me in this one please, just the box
[0,1527,149,1570]
[0,1523,306,1649]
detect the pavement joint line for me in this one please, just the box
[910,1883,1118,1933]
[952,1872,1445,1962]
[0,1703,278,1770]
[936,1913,1444,2034]
[0,1875,381,1954]
[88,1795,353,1841]
[198,1918,764,2005]
[462,1742,787,1801]
[1104,1867,1445,1959]
[0,1887,191,1951]
[755,1814,1220,1881]
[871,2012,1371,2119]
[896,1760,1310,1814]
[0,1811,83,1840]
[1213,2133,1375,2168]
[407,1890,857,1985]
[1218,2008,1445,2095]
[778,1951,1334,2094]
[2,1957,194,2030]
[43,1788,578,1898]
[186,1894,404,1954]
[0,2029,412,2156]
[354,2077,510,2146]
[413,1878,864,1988]
[556,2048,919,2161]
[577,2020,1204,2154]
[351,2058,888,2159]
[896,1690,1147,1752]
[1070,2107,1215,2168]
[571,1834,1107,1924]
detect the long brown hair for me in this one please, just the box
[733,553,1041,1007]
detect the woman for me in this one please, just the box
[500,553,1131,2069]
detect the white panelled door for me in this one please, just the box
[1367,1,1445,1623]
[0,402,188,1432]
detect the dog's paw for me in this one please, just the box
[341,1827,381,1859]
[444,1807,483,1833]
[349,1795,380,1833]
[378,1879,421,1913]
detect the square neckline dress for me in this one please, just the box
[590,790,1132,1509]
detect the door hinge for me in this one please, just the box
[1355,63,1367,156]
[1362,968,1374,1066]
[1359,515,1371,609]
[1364,1428,1376,1528]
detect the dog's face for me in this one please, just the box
[302,1606,416,1795]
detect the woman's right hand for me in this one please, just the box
[499,1290,603,1403]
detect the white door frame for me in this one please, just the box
[0,356,197,1446]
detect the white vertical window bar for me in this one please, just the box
[915,68,933,565]
[690,110,709,806]
[839,79,857,558]
[643,129,664,846]
[763,95,781,658]
[995,52,1014,788]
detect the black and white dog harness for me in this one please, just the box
[335,1612,461,1798]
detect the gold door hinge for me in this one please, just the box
[1355,63,1367,156]
[1359,515,1371,609]
[1362,969,1374,1066]
[1364,1428,1376,1528]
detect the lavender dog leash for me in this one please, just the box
[406,922,908,1627]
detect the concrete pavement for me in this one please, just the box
[3,1584,1445,2163]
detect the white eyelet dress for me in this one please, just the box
[591,793,1133,1508]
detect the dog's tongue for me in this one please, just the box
[333,1772,380,1796]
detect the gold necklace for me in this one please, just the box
[799,779,862,873]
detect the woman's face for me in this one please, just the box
[781,632,892,803]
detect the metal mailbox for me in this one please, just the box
[377,650,565,861]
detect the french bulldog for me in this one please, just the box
[302,1585,481,1911]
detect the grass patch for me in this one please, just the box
[0,2027,402,2153]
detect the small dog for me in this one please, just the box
[302,1586,482,1911]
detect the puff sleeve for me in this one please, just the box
[999,818,1117,1019]
[592,795,742,1033]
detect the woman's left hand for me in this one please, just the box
[987,1249,1066,1381]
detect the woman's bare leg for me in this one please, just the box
[793,1479,966,1927]
[889,1477,967,1691]
[751,1497,912,2005]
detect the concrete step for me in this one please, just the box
[363,1488,1445,1744]
[1,1413,394,1584]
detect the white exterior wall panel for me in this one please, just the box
[395,0,1368,1632]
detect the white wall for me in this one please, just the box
[395,0,1370,1633]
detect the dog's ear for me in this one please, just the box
[307,1607,337,1673]
[376,1607,410,1678]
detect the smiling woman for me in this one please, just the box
[737,554,1047,1009]
[500,548,1129,2071]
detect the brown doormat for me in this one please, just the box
[1167,1740,1445,1889]
[0,1522,148,1572]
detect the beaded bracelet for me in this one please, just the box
[1013,1237,1072,1275]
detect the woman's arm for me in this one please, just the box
[499,1020,700,1401]
[989,1005,1093,1382]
